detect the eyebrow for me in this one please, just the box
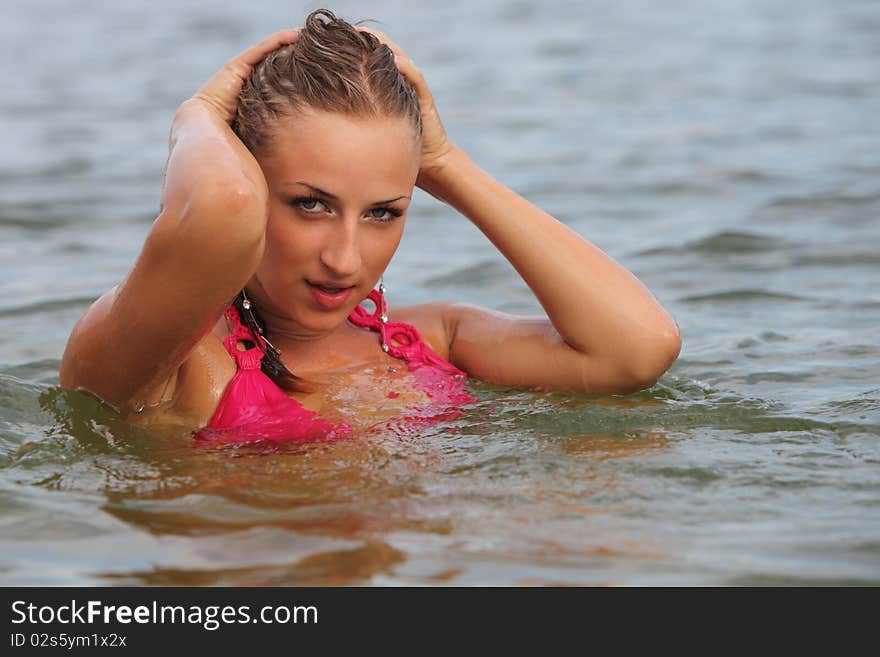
[288,181,409,206]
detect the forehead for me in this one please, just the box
[258,111,420,193]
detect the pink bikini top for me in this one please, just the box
[194,289,473,446]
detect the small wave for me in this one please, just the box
[98,537,405,586]
[651,374,718,402]
[761,191,880,211]
[642,465,725,484]
[0,373,49,415]
[638,230,790,257]
[424,260,513,286]
[742,371,815,384]
[816,395,880,419]
[836,344,880,357]
[760,331,790,342]
[1,359,61,386]
[0,157,92,183]
[680,289,810,303]
[54,241,102,254]
[0,296,96,319]
[638,180,720,196]
[720,168,790,184]
[671,359,735,368]
[0,213,68,231]
[850,300,880,310]
[793,251,880,268]
[689,231,789,254]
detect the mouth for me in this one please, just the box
[307,280,356,294]
[313,284,349,294]
[306,280,356,309]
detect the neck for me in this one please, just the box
[241,282,363,371]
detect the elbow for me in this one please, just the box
[173,176,268,249]
[569,319,682,395]
[589,323,680,394]
[625,324,682,391]
[189,176,265,221]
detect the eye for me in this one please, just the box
[292,197,328,214]
[367,207,403,222]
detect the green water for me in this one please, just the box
[1,0,878,585]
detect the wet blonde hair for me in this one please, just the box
[232,8,422,153]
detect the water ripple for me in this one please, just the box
[0,296,97,319]
[639,231,791,257]
[2,0,880,586]
[680,289,811,304]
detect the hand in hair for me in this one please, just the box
[357,27,455,187]
[194,28,300,124]
[162,28,302,218]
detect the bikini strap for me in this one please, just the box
[348,289,465,375]
[222,291,463,374]
[222,305,264,370]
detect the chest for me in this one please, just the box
[143,308,456,430]
[295,362,435,428]
[163,331,437,429]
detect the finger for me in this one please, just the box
[356,27,427,91]
[357,26,407,59]
[391,51,431,99]
[195,28,300,120]
[223,28,300,81]
[234,28,300,68]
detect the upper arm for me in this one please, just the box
[442,303,677,394]
[59,101,274,412]
[60,174,266,412]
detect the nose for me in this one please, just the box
[319,218,362,279]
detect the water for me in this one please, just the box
[1,0,879,585]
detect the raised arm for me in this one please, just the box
[423,149,681,393]
[367,30,681,394]
[60,30,298,412]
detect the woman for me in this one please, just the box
[59,10,681,442]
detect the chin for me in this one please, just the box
[295,302,356,332]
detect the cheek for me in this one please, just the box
[364,223,405,272]
[263,211,313,263]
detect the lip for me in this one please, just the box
[306,280,355,309]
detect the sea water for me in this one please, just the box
[1,0,878,585]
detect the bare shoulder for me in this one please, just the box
[387,300,547,360]
[165,320,236,425]
[61,288,234,422]
[59,286,118,393]
[388,301,459,360]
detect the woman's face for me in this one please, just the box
[249,110,420,338]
